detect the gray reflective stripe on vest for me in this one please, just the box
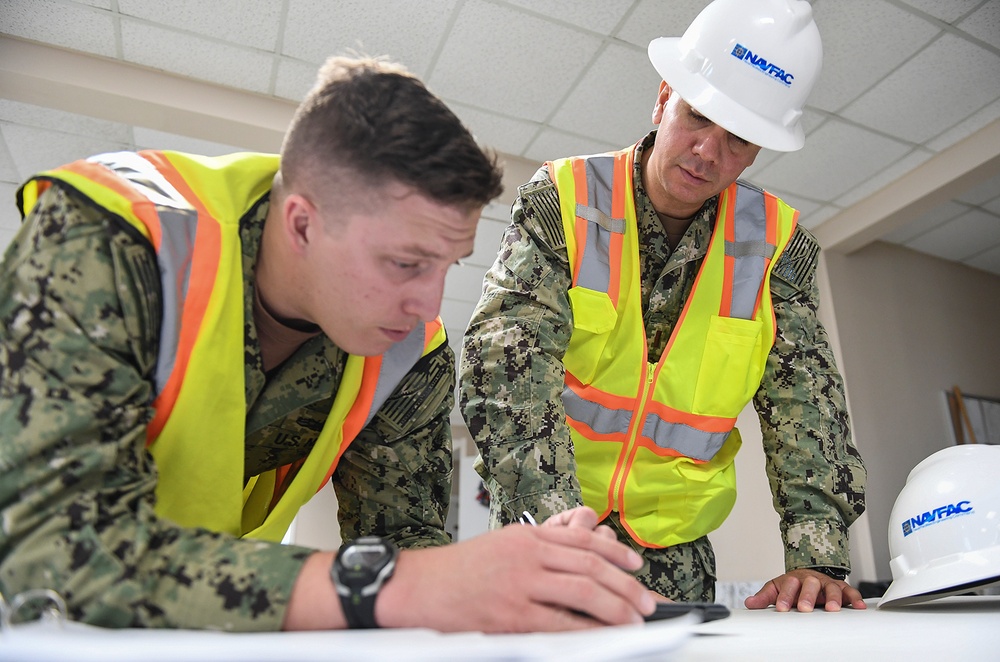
[726,183,776,320]
[88,152,198,396]
[363,324,428,429]
[574,156,624,293]
[641,412,729,461]
[562,385,631,436]
[564,385,729,460]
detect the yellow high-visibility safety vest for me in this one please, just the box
[549,145,797,548]
[20,151,447,542]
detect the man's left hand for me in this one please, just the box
[744,569,867,612]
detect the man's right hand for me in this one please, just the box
[375,515,654,632]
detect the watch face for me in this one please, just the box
[341,541,389,570]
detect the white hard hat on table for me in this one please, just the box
[878,444,1000,608]
[647,0,823,152]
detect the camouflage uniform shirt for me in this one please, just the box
[0,177,454,630]
[460,133,866,599]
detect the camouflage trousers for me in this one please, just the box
[604,511,717,602]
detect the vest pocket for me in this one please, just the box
[692,315,764,415]
[566,286,618,383]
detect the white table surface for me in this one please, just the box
[2,596,997,661]
[677,595,1000,661]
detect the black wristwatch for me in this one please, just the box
[331,536,399,629]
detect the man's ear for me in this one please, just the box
[281,193,317,256]
[652,80,672,125]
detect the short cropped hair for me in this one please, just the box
[280,55,503,210]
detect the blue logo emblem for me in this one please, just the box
[731,43,795,86]
[902,500,973,537]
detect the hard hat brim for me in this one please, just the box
[648,37,805,152]
[877,546,1000,609]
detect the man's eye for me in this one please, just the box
[392,260,419,270]
[732,134,750,147]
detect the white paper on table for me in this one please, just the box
[0,613,697,662]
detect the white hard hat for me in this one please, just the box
[648,0,822,152]
[878,444,1000,608]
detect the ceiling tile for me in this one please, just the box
[615,0,707,50]
[1,124,131,186]
[809,0,940,113]
[121,19,274,94]
[841,34,1000,144]
[445,262,491,304]
[905,207,1000,261]
[984,196,1000,216]
[523,127,619,165]
[547,42,660,149]
[0,100,132,145]
[959,2,1000,49]
[429,0,603,123]
[117,0,283,50]
[741,149,780,181]
[273,58,320,102]
[964,243,1000,277]
[926,98,1000,151]
[799,108,830,135]
[836,148,933,208]
[882,200,968,244]
[0,135,18,184]
[799,203,842,230]
[751,120,911,202]
[896,0,983,24]
[447,103,541,159]
[282,0,459,75]
[0,0,117,58]
[0,181,20,234]
[502,0,636,35]
[468,217,508,269]
[957,171,1000,206]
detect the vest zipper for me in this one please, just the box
[613,361,657,513]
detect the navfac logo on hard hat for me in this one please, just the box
[901,500,974,537]
[731,44,794,86]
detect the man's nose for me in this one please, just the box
[692,126,726,162]
[402,271,445,322]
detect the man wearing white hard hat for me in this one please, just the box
[461,0,868,612]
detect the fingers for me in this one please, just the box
[529,537,654,624]
[533,521,644,573]
[544,505,599,530]
[788,574,821,612]
[745,571,869,613]
[744,580,779,610]
[542,507,618,543]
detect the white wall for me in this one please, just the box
[825,241,1000,580]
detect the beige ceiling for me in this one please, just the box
[2,0,999,369]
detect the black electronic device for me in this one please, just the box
[644,601,731,623]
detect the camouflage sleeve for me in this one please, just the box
[333,343,455,548]
[755,226,867,573]
[0,184,310,630]
[459,172,584,527]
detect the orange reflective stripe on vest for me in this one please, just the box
[550,144,797,547]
